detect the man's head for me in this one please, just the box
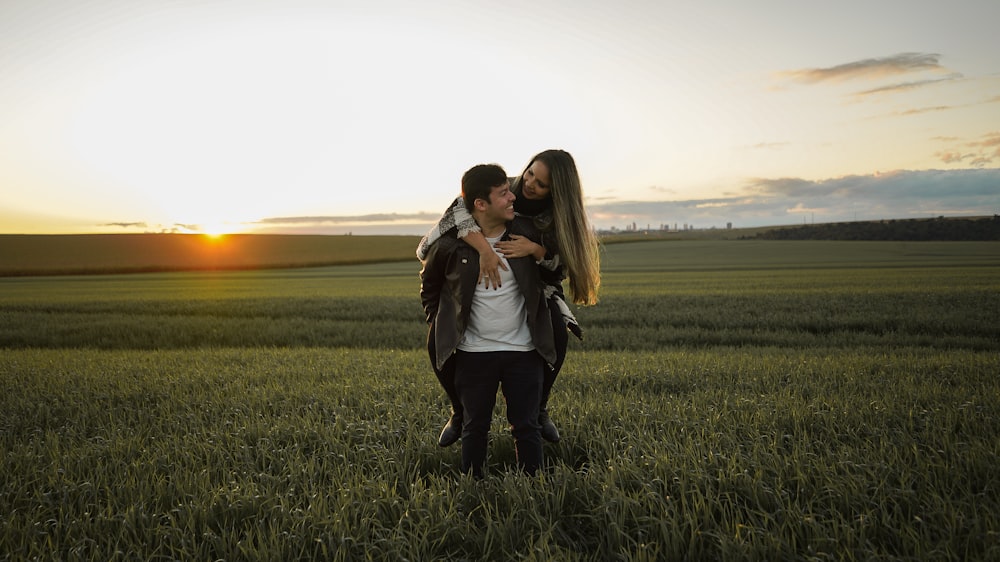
[461,164,515,231]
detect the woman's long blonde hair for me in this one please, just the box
[513,149,601,305]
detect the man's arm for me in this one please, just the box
[419,240,449,323]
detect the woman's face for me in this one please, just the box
[521,160,552,201]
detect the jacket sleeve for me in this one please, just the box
[419,240,447,324]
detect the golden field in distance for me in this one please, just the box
[0,234,422,276]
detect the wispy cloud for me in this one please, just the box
[646,185,678,196]
[745,169,999,199]
[972,132,1000,148]
[97,222,193,234]
[103,222,148,229]
[242,212,445,235]
[896,105,952,116]
[934,132,1000,167]
[779,52,946,84]
[937,152,972,164]
[255,212,441,226]
[852,74,962,98]
[872,87,998,120]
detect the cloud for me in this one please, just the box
[98,221,200,234]
[934,132,1000,167]
[245,212,444,235]
[972,132,1000,148]
[937,152,972,164]
[586,169,1000,229]
[853,74,962,98]
[778,52,946,84]
[897,105,952,116]
[747,169,999,200]
[646,185,678,195]
[255,212,440,226]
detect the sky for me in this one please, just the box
[1,0,998,236]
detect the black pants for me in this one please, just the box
[430,299,567,418]
[455,350,543,477]
[542,297,568,410]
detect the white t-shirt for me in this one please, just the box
[458,231,535,353]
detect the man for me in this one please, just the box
[420,163,556,477]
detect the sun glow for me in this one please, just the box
[198,222,239,238]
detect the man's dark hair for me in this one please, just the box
[461,164,508,211]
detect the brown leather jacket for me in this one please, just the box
[420,216,557,374]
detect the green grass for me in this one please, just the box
[1,240,999,560]
[3,347,997,560]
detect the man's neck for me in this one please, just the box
[473,215,506,238]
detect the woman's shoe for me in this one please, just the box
[539,409,560,443]
[438,413,462,447]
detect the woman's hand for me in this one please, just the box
[495,234,544,261]
[478,248,507,289]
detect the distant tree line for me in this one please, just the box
[746,216,1000,241]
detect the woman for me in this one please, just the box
[417,149,601,447]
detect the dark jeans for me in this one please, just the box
[541,297,568,410]
[431,299,567,418]
[455,350,543,477]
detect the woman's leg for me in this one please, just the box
[539,299,568,442]
[542,298,568,408]
[429,325,463,446]
[429,325,462,411]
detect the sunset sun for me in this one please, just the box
[199,222,238,238]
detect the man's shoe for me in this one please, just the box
[539,410,560,443]
[438,414,462,447]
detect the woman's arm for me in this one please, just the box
[448,198,508,289]
[494,234,546,261]
[416,196,481,261]
[463,229,508,290]
[415,196,508,288]
[498,230,582,339]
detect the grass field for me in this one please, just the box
[2,239,998,560]
[0,234,422,276]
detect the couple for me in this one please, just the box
[418,150,600,478]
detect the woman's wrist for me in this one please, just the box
[533,244,546,261]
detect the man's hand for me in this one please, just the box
[495,234,544,261]
[477,248,508,289]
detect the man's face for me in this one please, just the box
[482,180,516,223]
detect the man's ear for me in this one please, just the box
[473,198,488,212]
